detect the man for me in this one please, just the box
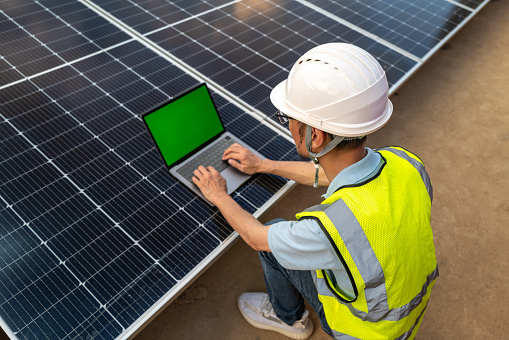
[193,43,438,340]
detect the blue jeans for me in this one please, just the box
[259,219,333,337]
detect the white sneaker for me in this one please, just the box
[238,292,314,339]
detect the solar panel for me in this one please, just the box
[89,0,418,117]
[302,0,473,58]
[0,0,489,339]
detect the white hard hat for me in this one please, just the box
[270,43,393,137]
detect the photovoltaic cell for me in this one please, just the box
[136,0,416,118]
[305,0,472,58]
[0,18,296,340]
[0,1,130,78]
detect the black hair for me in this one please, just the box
[298,122,367,152]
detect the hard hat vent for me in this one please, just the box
[298,58,339,71]
[270,43,393,136]
[287,57,362,112]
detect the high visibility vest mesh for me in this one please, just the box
[296,148,438,340]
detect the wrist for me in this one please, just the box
[259,158,274,174]
[211,191,232,207]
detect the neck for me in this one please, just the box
[319,146,367,183]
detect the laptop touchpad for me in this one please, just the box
[220,167,251,195]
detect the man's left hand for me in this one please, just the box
[192,165,228,205]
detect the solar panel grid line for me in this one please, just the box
[33,1,130,49]
[12,58,195,231]
[294,0,423,63]
[306,0,476,59]
[108,188,224,252]
[167,8,290,74]
[70,237,146,291]
[127,0,242,37]
[92,0,237,35]
[0,10,136,93]
[10,53,262,300]
[398,1,466,30]
[79,0,293,134]
[194,5,297,69]
[117,235,239,339]
[0,50,28,90]
[450,0,487,10]
[0,4,83,77]
[63,300,116,340]
[0,208,105,340]
[0,3,294,244]
[0,199,44,259]
[147,21,281,116]
[33,231,172,339]
[11,266,98,338]
[0,79,197,338]
[0,37,131,92]
[101,262,163,314]
[331,0,439,56]
[209,1,393,96]
[0,142,49,185]
[167,4,299,99]
[0,153,129,339]
[111,0,413,119]
[383,57,422,97]
[236,175,294,211]
[161,9,288,131]
[414,0,490,63]
[2,198,116,340]
[148,220,223,263]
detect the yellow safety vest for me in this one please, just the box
[296,147,438,340]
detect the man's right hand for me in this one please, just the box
[222,143,263,175]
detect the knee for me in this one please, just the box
[258,249,274,262]
[258,249,281,269]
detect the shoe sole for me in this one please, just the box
[238,305,314,340]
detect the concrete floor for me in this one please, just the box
[1,1,508,339]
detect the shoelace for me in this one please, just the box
[260,295,275,317]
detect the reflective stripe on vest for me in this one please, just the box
[323,302,429,340]
[377,146,433,202]
[296,147,438,340]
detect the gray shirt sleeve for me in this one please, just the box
[267,219,343,271]
[267,219,355,297]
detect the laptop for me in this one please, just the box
[142,83,265,205]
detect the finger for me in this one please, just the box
[222,147,237,160]
[222,143,245,158]
[192,175,201,186]
[197,165,208,174]
[223,147,249,162]
[207,165,219,174]
[194,166,209,180]
[227,158,243,170]
[223,152,244,163]
[194,167,203,178]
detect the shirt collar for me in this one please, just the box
[323,148,382,199]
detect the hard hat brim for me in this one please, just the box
[270,79,393,137]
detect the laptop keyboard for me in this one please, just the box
[176,136,237,183]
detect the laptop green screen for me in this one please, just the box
[143,84,225,168]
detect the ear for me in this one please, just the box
[311,127,328,151]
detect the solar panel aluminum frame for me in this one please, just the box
[387,0,492,97]
[120,186,297,340]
